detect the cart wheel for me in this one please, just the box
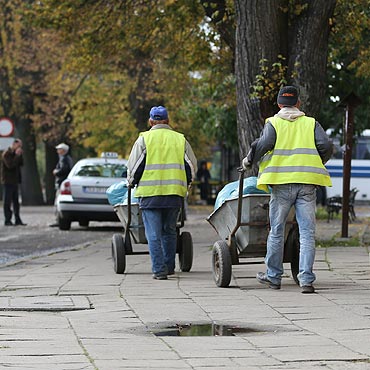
[112,233,126,274]
[178,231,193,272]
[287,226,300,285]
[229,236,239,265]
[212,240,232,287]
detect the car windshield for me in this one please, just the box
[75,163,127,178]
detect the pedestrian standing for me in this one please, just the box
[53,143,73,189]
[50,143,73,227]
[197,160,211,205]
[242,86,332,293]
[127,106,197,280]
[1,138,26,226]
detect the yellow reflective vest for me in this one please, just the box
[257,116,332,192]
[135,129,188,197]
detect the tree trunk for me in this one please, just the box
[16,116,44,205]
[235,0,336,162]
[235,0,285,160]
[128,62,161,132]
[44,142,58,205]
[288,0,336,117]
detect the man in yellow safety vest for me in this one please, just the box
[127,106,197,280]
[242,86,332,293]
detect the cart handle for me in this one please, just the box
[230,167,245,238]
[126,184,132,228]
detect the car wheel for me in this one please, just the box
[58,214,71,231]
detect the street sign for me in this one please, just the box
[0,137,14,151]
[0,118,14,137]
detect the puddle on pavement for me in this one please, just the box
[153,323,260,337]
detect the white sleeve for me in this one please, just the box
[185,140,197,182]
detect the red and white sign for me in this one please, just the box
[0,118,14,137]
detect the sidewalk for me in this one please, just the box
[0,205,369,369]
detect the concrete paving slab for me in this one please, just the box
[0,205,370,368]
[266,344,367,362]
[0,356,93,370]
[0,295,91,311]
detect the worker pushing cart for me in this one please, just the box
[111,186,193,276]
[121,105,197,280]
[207,169,300,288]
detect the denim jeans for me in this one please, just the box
[265,184,316,287]
[141,207,180,275]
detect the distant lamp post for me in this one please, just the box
[338,92,362,238]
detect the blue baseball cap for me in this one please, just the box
[149,106,168,120]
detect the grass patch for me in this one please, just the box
[316,236,361,248]
[315,205,341,220]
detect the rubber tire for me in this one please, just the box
[178,231,193,272]
[287,227,300,285]
[229,236,239,265]
[212,240,232,287]
[78,220,89,227]
[112,233,126,274]
[58,214,71,231]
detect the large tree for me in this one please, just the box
[34,0,215,148]
[235,0,336,162]
[0,0,44,205]
[319,0,370,135]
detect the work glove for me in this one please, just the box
[242,157,251,170]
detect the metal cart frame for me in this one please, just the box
[207,170,300,287]
[111,186,193,274]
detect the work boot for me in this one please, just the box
[256,272,281,290]
[301,285,315,294]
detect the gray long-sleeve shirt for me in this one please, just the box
[247,107,333,165]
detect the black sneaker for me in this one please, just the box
[301,285,315,294]
[256,272,281,290]
[4,221,13,226]
[15,221,27,226]
[152,274,168,280]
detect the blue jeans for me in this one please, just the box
[141,208,180,275]
[265,184,316,287]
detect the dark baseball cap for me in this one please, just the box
[277,86,299,106]
[149,106,168,120]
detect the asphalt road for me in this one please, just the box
[1,202,369,268]
[0,205,123,266]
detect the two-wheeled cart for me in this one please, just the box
[111,186,193,274]
[207,170,300,287]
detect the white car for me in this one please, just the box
[56,153,127,230]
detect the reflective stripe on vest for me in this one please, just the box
[135,129,188,197]
[257,116,332,192]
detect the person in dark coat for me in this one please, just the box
[196,161,211,204]
[1,138,26,226]
[53,143,73,189]
[49,143,73,227]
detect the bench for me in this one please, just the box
[326,188,358,223]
